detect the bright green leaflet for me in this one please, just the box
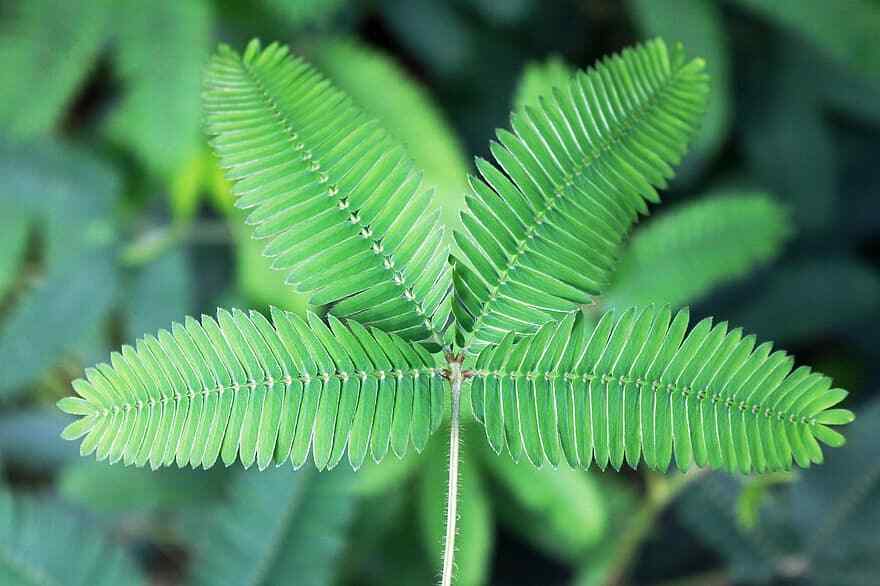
[203,40,453,347]
[453,39,710,354]
[469,306,853,473]
[58,308,445,471]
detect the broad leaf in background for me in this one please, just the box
[606,192,790,310]
[190,467,355,586]
[0,0,110,137]
[732,259,880,345]
[735,0,880,79]
[512,56,574,111]
[479,442,606,563]
[310,38,470,230]
[679,400,880,584]
[263,0,349,28]
[741,38,837,233]
[420,432,493,586]
[0,142,120,398]
[0,409,79,471]
[0,487,145,585]
[60,460,226,513]
[630,0,732,183]
[0,252,117,398]
[0,200,30,300]
[106,0,212,178]
[125,248,193,343]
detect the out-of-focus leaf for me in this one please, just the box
[382,0,474,78]
[59,461,226,513]
[741,39,837,232]
[354,450,422,496]
[0,142,120,398]
[679,400,880,584]
[0,487,145,585]
[480,445,606,562]
[106,0,212,178]
[462,0,534,25]
[736,473,796,530]
[0,0,110,137]
[0,250,117,398]
[0,409,78,470]
[572,475,640,586]
[309,38,469,230]
[420,431,493,586]
[190,467,355,586]
[0,141,119,261]
[678,473,795,584]
[235,215,310,315]
[125,247,192,342]
[263,0,348,28]
[0,202,30,299]
[347,488,437,586]
[631,0,731,183]
[512,56,574,111]
[735,0,880,79]
[732,259,880,345]
[606,192,790,310]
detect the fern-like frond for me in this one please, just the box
[606,192,791,309]
[513,56,575,111]
[203,40,452,347]
[453,39,710,354]
[469,305,853,473]
[58,308,446,471]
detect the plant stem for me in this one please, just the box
[441,360,463,586]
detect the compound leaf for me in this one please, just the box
[470,306,853,473]
[203,40,452,347]
[58,308,446,471]
[454,39,710,353]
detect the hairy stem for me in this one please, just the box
[441,360,463,586]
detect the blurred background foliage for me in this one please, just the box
[0,0,879,584]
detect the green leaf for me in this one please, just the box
[453,39,710,353]
[732,259,880,345]
[420,431,493,586]
[0,0,110,137]
[309,38,470,231]
[190,467,355,586]
[0,487,145,585]
[105,0,212,178]
[203,40,453,346]
[0,250,118,398]
[630,0,731,182]
[59,460,226,513]
[479,443,606,561]
[125,248,193,342]
[58,308,446,471]
[606,192,791,309]
[735,0,880,79]
[470,306,853,473]
[262,0,348,28]
[0,201,30,300]
[513,56,575,111]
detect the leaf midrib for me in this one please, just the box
[461,61,691,353]
[233,51,446,345]
[469,368,817,427]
